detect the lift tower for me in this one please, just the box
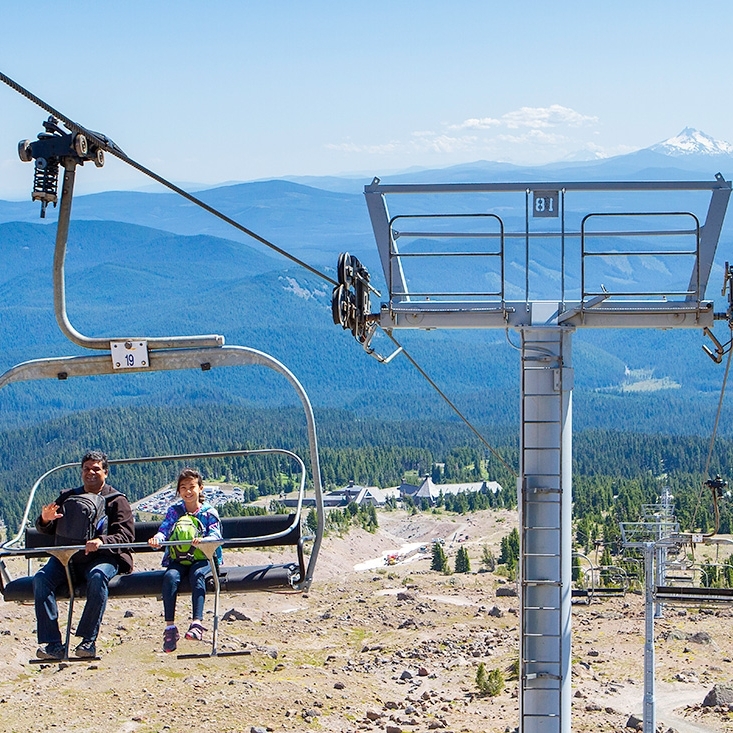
[336,177,731,733]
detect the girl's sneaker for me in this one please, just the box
[163,626,179,653]
[184,621,205,641]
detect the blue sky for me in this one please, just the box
[1,1,732,199]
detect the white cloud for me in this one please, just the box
[502,105,598,129]
[497,129,569,145]
[451,105,597,132]
[450,117,502,130]
[324,104,615,166]
[410,131,476,153]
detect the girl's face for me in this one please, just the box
[178,477,204,507]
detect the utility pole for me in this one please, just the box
[621,493,682,733]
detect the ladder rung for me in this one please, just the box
[524,631,562,636]
[523,660,562,666]
[524,672,562,681]
[523,580,561,586]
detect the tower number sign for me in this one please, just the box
[533,190,559,218]
[111,340,150,370]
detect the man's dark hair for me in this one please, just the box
[81,450,109,471]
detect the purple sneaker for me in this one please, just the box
[163,626,179,653]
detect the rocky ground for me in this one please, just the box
[0,508,731,733]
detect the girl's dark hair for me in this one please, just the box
[176,468,204,494]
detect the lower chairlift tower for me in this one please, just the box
[338,177,732,733]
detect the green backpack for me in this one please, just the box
[168,514,207,565]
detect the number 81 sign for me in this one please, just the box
[533,190,559,218]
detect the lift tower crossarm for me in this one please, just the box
[365,177,730,334]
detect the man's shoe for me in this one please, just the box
[36,642,65,660]
[74,639,96,658]
[163,626,179,653]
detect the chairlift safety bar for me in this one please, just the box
[1,448,308,552]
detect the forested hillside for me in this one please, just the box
[2,177,733,550]
[1,219,732,443]
[0,404,730,543]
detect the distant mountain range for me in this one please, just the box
[1,131,733,438]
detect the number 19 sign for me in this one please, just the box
[111,340,150,370]
[533,190,559,218]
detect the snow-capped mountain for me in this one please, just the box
[649,127,733,156]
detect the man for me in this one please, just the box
[33,450,134,659]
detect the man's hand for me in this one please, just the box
[85,537,103,555]
[40,502,62,526]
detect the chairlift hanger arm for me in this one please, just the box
[50,163,225,351]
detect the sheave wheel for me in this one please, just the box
[17,140,32,162]
[337,252,353,287]
[74,134,88,157]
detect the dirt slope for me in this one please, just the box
[0,509,730,733]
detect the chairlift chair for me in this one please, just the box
[0,117,326,660]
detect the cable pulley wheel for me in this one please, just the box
[74,133,88,157]
[337,252,354,287]
[331,285,355,329]
[18,139,32,162]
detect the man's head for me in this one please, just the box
[81,450,109,494]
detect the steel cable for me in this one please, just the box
[3,71,516,481]
[690,336,733,535]
[384,330,518,477]
[0,71,338,287]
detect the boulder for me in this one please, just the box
[703,683,733,707]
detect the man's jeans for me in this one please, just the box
[161,560,211,622]
[33,555,119,644]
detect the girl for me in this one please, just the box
[148,468,223,653]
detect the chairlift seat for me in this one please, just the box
[1,514,305,602]
[655,585,733,604]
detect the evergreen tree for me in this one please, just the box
[499,528,520,566]
[431,542,449,573]
[481,545,496,572]
[572,553,582,584]
[476,663,504,696]
[306,507,318,533]
[455,545,471,573]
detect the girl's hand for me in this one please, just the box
[148,536,162,549]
